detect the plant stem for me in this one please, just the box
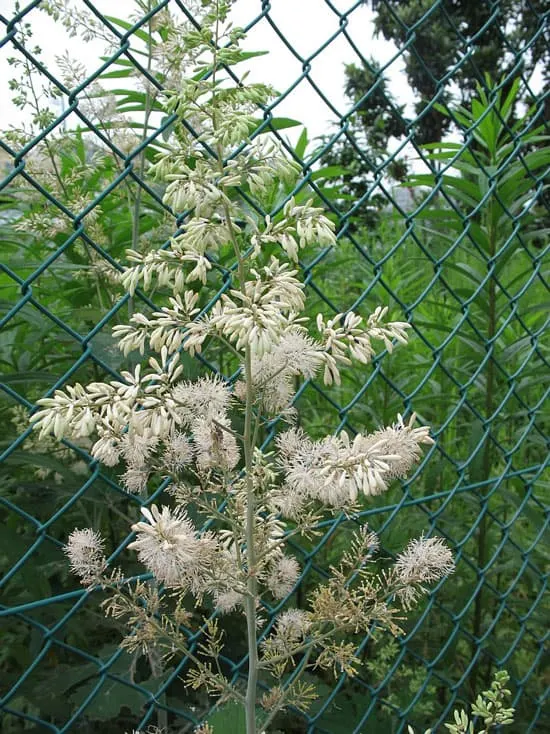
[128,0,156,319]
[243,346,259,734]
[471,200,497,696]
[218,165,259,734]
[220,187,258,733]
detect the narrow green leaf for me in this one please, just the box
[444,261,483,285]
[99,68,134,79]
[104,15,152,43]
[295,127,309,159]
[0,371,54,384]
[466,419,487,483]
[500,78,520,119]
[266,117,302,131]
[310,165,348,180]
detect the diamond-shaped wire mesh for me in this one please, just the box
[1,0,549,732]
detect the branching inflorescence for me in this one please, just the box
[31,1,455,731]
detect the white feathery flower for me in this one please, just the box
[212,297,283,357]
[129,504,218,589]
[268,485,308,520]
[277,417,431,510]
[276,426,311,459]
[244,368,295,417]
[224,138,299,202]
[252,330,323,383]
[366,306,410,352]
[182,316,212,356]
[163,161,221,216]
[171,217,231,255]
[113,314,151,356]
[180,247,212,284]
[120,248,188,296]
[317,311,373,368]
[121,467,149,494]
[215,110,257,148]
[162,432,195,471]
[365,413,434,479]
[266,554,301,599]
[64,528,106,585]
[264,608,312,656]
[273,331,324,379]
[316,429,405,502]
[214,589,244,614]
[114,293,200,356]
[248,329,323,414]
[33,382,106,440]
[172,375,232,427]
[119,430,159,469]
[259,258,306,313]
[192,414,240,471]
[275,609,312,640]
[250,215,301,261]
[395,535,455,587]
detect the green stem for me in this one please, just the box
[128,0,156,318]
[471,206,497,696]
[219,188,258,732]
[219,200,258,732]
[209,6,259,720]
[243,347,259,734]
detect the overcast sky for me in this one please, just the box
[0,0,416,144]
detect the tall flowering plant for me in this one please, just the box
[32,1,454,731]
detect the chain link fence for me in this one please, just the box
[1,0,548,732]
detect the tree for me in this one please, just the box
[370,0,550,143]
[318,58,409,230]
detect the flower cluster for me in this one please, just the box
[30,2,455,732]
[272,414,433,516]
[128,505,218,591]
[64,528,107,585]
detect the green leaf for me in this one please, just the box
[205,702,247,733]
[110,91,164,112]
[99,57,135,67]
[263,117,302,131]
[0,371,55,384]
[2,451,87,481]
[99,68,134,80]
[294,127,309,159]
[232,49,269,62]
[104,15,152,44]
[466,419,487,483]
[443,261,483,285]
[69,676,146,721]
[310,165,348,180]
[467,221,490,253]
[422,141,463,151]
[499,78,520,124]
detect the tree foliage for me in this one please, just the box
[371,0,550,142]
[319,59,409,230]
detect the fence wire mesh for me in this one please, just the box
[0,0,549,732]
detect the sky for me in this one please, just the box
[0,0,416,145]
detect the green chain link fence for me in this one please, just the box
[1,0,548,732]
